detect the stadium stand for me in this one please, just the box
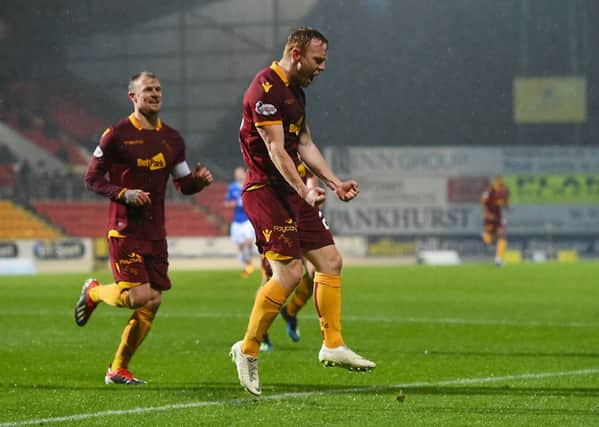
[2,80,97,166]
[0,200,62,239]
[0,164,15,190]
[49,97,105,142]
[194,182,231,225]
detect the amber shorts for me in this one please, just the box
[108,236,171,291]
[242,185,334,259]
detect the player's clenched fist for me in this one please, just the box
[334,180,360,202]
[121,189,152,206]
[194,162,214,189]
[306,186,326,208]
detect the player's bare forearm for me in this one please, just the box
[268,144,325,207]
[298,135,359,202]
[257,125,308,198]
[298,130,341,191]
[268,143,309,199]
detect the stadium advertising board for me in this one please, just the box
[344,176,446,206]
[503,175,599,204]
[367,235,599,257]
[325,146,599,237]
[0,242,18,258]
[513,77,587,123]
[328,147,501,177]
[502,146,599,174]
[0,239,93,274]
[33,240,86,259]
[326,205,480,235]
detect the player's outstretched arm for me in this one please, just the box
[298,125,359,202]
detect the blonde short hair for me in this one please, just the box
[128,71,158,92]
[284,26,328,55]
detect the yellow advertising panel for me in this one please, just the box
[504,175,599,203]
[513,77,586,123]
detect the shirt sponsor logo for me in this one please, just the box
[119,252,143,265]
[93,146,104,158]
[137,152,166,170]
[273,224,298,233]
[124,139,144,145]
[289,116,304,136]
[261,81,273,93]
[255,101,277,116]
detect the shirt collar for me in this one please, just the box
[128,113,162,131]
[269,61,289,87]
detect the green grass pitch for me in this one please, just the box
[2,262,599,426]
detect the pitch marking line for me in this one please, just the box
[2,368,598,426]
[3,310,597,329]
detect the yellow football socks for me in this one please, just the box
[287,272,313,317]
[314,272,344,348]
[242,279,288,357]
[497,238,507,260]
[482,232,493,245]
[89,283,129,308]
[111,307,155,370]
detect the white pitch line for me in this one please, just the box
[2,367,598,427]
[2,309,598,329]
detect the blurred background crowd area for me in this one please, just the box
[0,0,597,254]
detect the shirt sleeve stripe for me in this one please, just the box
[255,120,283,127]
[172,161,192,179]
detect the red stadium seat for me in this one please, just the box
[34,200,226,237]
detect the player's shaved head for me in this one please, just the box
[284,26,328,55]
[129,71,158,93]
[234,166,246,183]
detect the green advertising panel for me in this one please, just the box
[504,175,599,203]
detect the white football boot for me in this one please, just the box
[318,344,376,372]
[229,341,261,396]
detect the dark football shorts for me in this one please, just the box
[242,185,334,259]
[108,236,171,291]
[484,218,505,235]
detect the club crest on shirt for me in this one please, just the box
[255,101,277,116]
[261,81,273,93]
[93,146,104,158]
[262,229,272,242]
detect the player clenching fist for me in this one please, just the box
[193,162,214,189]
[334,180,360,202]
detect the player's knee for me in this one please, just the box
[146,293,162,312]
[331,252,343,274]
[128,283,158,309]
[287,260,304,285]
[323,250,343,275]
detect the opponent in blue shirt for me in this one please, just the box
[224,167,256,277]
